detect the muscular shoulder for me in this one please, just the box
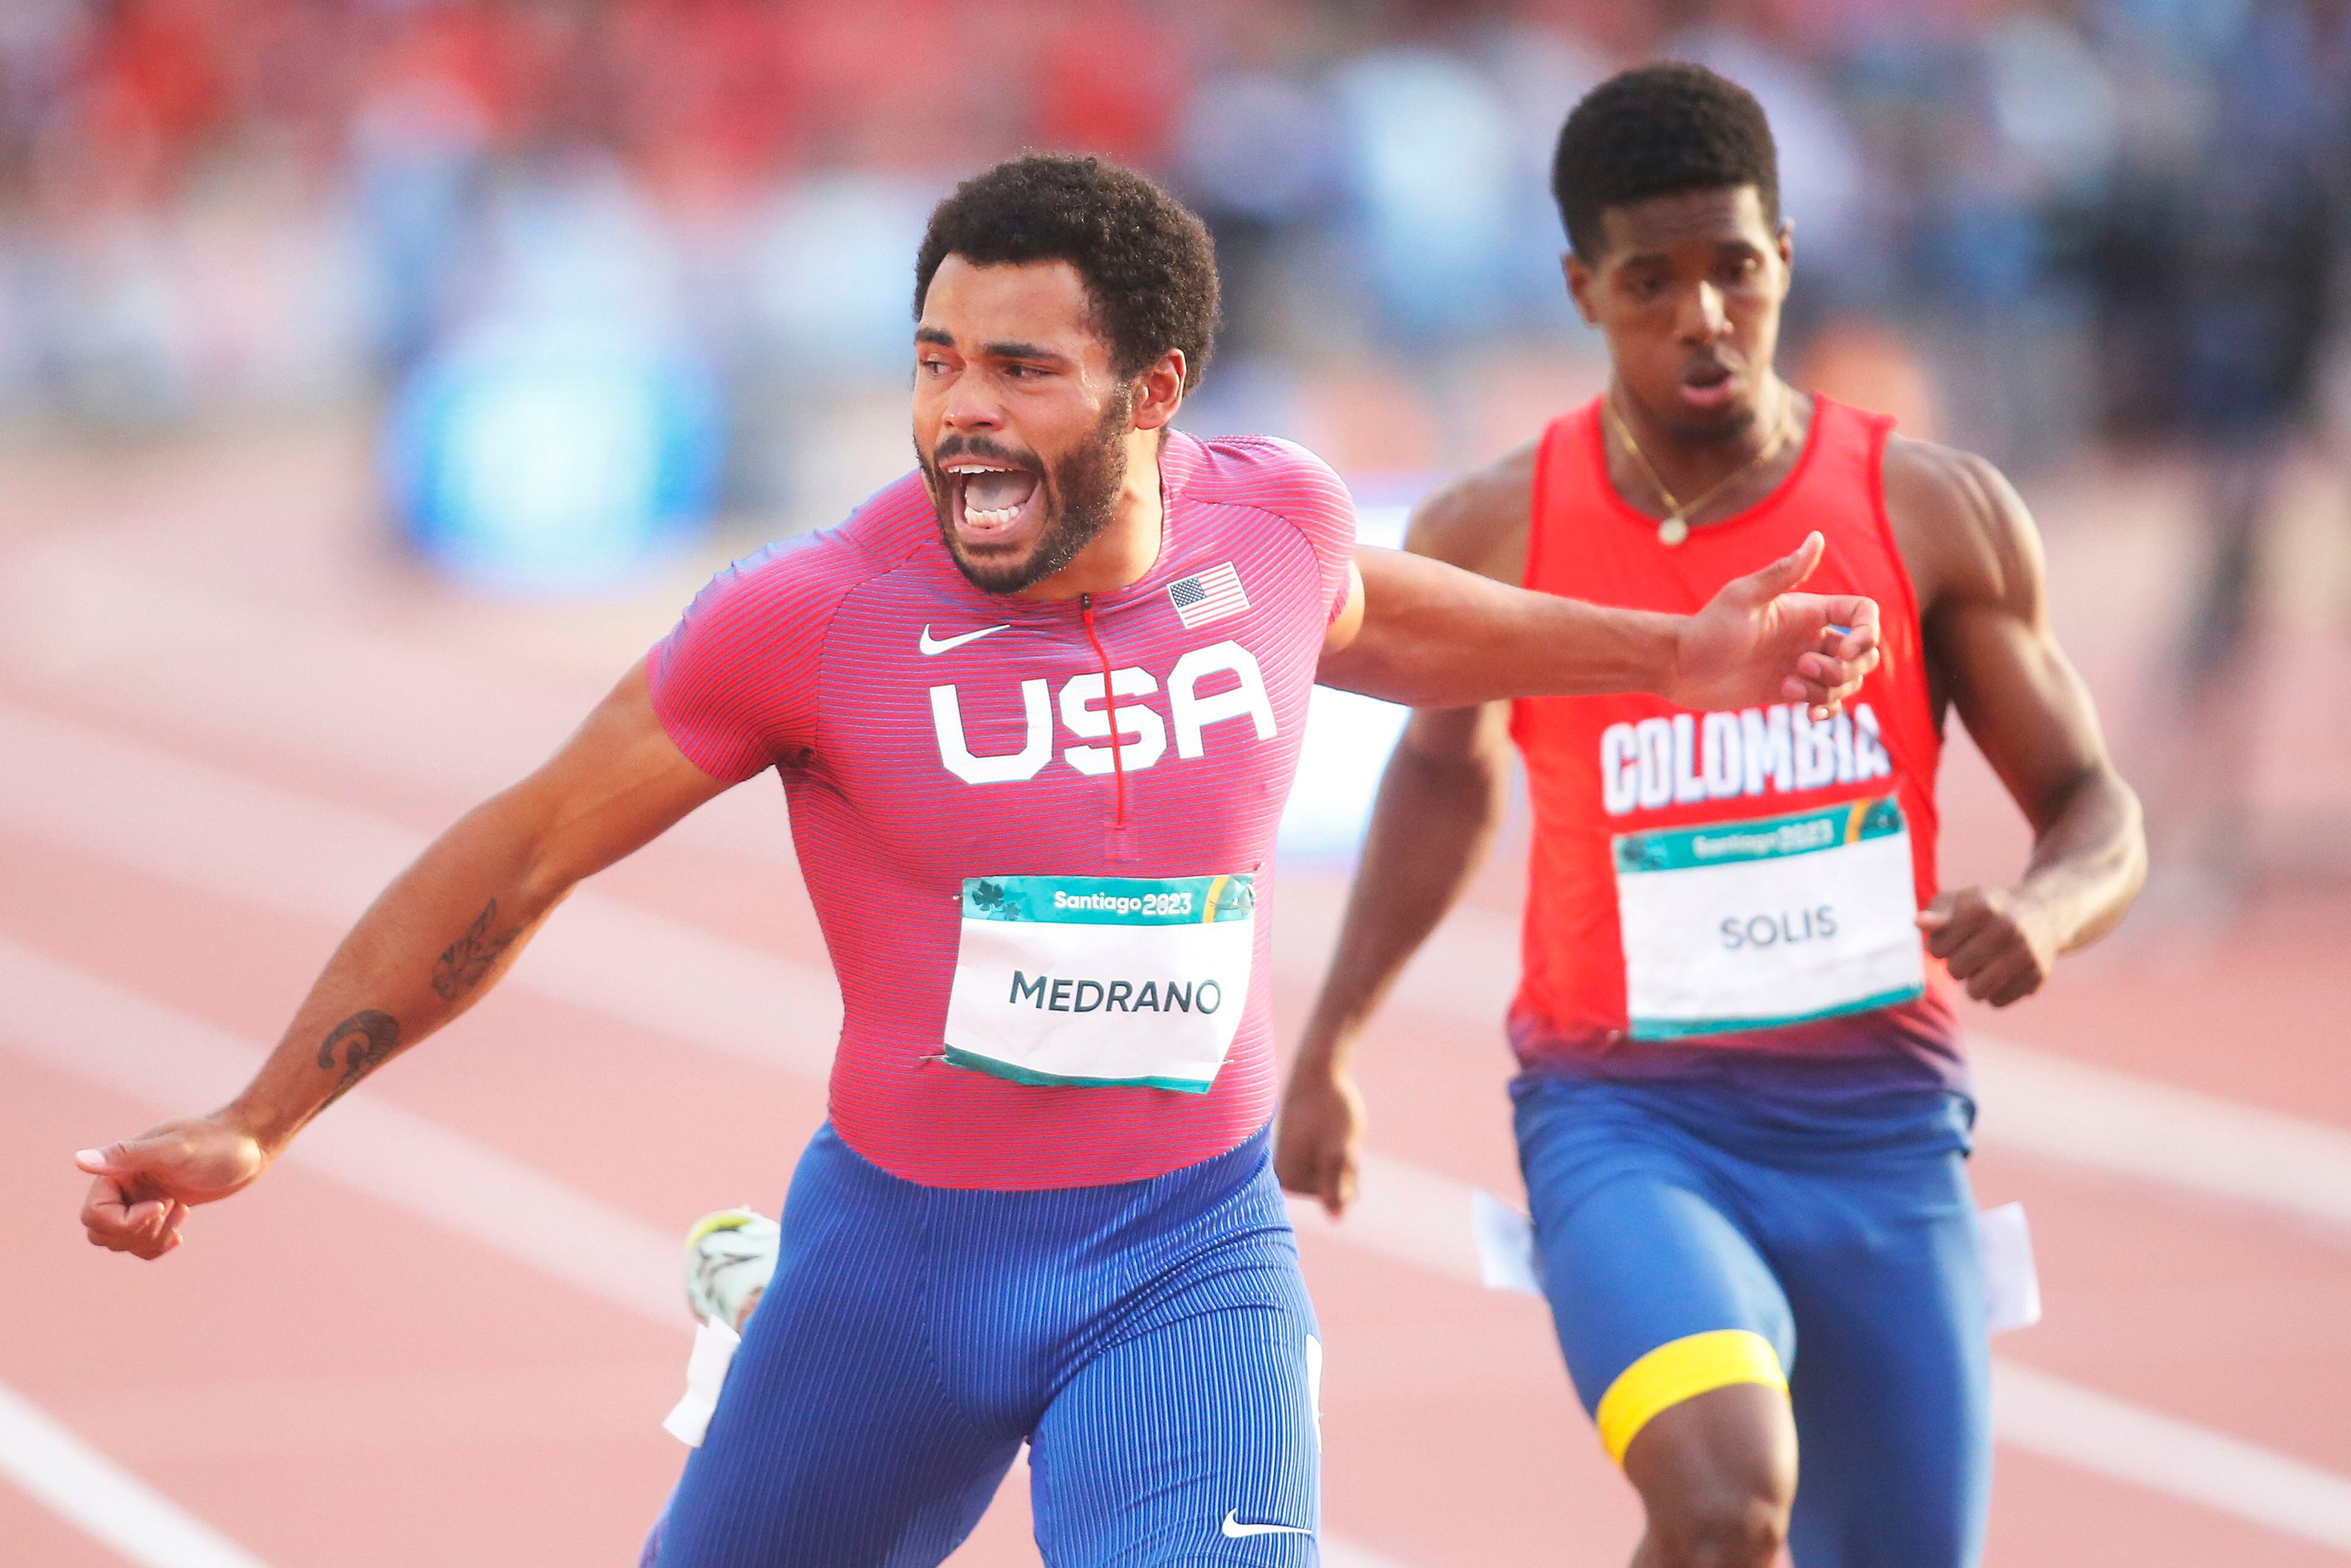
[648,474,932,780]
[1402,439,1535,582]
[1179,434,1357,621]
[732,473,932,604]
[1182,433,1354,542]
[689,477,926,629]
[1880,434,2045,621]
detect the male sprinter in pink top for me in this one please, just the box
[75,155,1880,1566]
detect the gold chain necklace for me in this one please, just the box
[1604,390,1794,548]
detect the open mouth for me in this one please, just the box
[1679,361,1739,411]
[945,461,1044,547]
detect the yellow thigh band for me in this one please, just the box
[1594,1328,1789,1464]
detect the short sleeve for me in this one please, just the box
[1260,437,1359,625]
[646,538,840,782]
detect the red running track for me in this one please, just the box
[4,430,2350,1566]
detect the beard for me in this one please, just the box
[1667,401,1759,446]
[920,390,1131,595]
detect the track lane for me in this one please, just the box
[4,1052,679,1568]
[9,441,2351,1564]
[4,761,2351,1561]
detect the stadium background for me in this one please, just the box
[4,1,2350,1564]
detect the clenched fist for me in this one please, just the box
[1917,886,2056,1008]
[76,1115,271,1260]
[1275,1065,1366,1218]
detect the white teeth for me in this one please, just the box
[966,505,1020,525]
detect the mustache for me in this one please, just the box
[931,435,1041,471]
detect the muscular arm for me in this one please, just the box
[1891,441,2147,1003]
[1278,455,1531,1214]
[78,662,735,1256]
[1320,505,1882,719]
[1318,544,1679,705]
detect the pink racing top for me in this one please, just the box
[648,431,1355,1188]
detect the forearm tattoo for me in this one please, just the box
[317,1010,400,1107]
[431,899,519,1002]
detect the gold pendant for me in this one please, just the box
[1658,515,1690,548]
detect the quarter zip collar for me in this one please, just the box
[1079,591,1129,828]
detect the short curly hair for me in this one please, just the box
[1551,62,1780,262]
[914,154,1219,392]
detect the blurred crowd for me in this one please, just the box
[0,0,2344,496]
[0,0,2342,892]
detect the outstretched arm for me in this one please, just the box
[77,662,733,1258]
[1894,442,2146,1004]
[1322,534,1883,719]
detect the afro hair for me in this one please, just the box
[914,154,1220,392]
[1552,62,1780,261]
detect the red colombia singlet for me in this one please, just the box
[1509,395,1959,1080]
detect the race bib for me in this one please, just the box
[941,873,1255,1093]
[1613,796,1923,1040]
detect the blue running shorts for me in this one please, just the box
[647,1123,1321,1567]
[1514,1072,1990,1568]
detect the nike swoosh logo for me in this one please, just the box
[1221,1512,1311,1539]
[918,623,1011,656]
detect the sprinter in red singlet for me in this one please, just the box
[74,153,1882,1567]
[1277,66,2146,1568]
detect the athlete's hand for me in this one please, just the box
[1918,886,2058,1007]
[76,1115,271,1259]
[1276,1064,1366,1218]
[1670,532,1882,717]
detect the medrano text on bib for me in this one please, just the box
[942,874,1256,1091]
[1612,796,1923,1040]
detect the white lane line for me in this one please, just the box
[1289,1173,2351,1553]
[0,701,843,1084]
[1994,1363,2351,1551]
[13,696,2351,1241]
[7,702,2351,1547]
[0,1378,273,1568]
[2,935,678,1323]
[1275,886,2351,1236]
[14,546,2351,1233]
[1967,1044,2351,1232]
[0,539,801,870]
[0,936,1401,1568]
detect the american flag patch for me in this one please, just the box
[1168,562,1249,629]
